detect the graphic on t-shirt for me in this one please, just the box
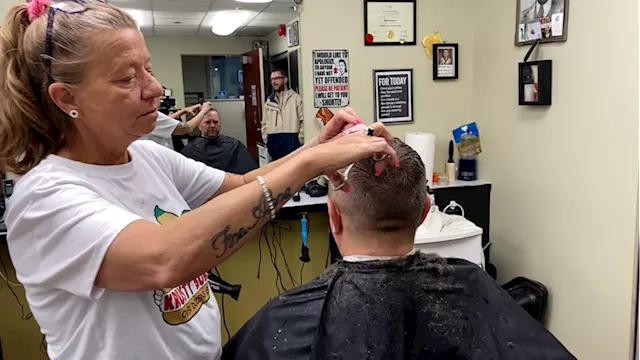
[153,206,211,326]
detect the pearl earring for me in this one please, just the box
[69,110,79,118]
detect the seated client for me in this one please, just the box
[181,109,257,174]
[223,139,575,360]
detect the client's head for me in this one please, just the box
[328,139,430,257]
[199,109,221,139]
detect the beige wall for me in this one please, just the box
[267,28,289,56]
[472,1,639,359]
[299,1,474,173]
[144,36,259,108]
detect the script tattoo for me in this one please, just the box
[211,187,293,257]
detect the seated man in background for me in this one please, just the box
[141,102,212,150]
[223,139,575,360]
[181,109,257,174]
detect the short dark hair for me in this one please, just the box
[331,139,427,233]
[272,68,288,78]
[339,59,346,65]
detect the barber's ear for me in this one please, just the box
[48,83,78,117]
[420,195,432,224]
[327,199,343,235]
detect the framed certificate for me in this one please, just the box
[364,0,416,46]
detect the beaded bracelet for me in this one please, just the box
[256,176,276,220]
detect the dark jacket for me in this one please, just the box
[181,135,257,174]
[223,254,575,360]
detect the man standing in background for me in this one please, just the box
[261,69,304,160]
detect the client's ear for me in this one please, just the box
[419,195,432,224]
[327,199,343,235]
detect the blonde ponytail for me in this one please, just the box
[0,2,137,175]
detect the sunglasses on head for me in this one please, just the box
[43,0,106,74]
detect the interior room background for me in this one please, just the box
[0,0,637,359]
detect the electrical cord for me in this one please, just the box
[0,268,22,287]
[300,262,305,285]
[214,267,231,341]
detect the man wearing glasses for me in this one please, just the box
[261,69,304,161]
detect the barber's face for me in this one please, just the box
[271,71,286,92]
[199,111,220,138]
[65,29,163,147]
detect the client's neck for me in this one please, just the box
[338,230,415,257]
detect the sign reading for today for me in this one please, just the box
[313,50,350,108]
[373,69,413,124]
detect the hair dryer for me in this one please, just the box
[207,271,241,301]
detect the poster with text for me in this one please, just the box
[373,69,413,124]
[313,50,350,108]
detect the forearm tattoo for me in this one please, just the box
[211,187,293,257]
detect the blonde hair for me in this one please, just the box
[0,2,137,175]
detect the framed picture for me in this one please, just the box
[373,69,413,124]
[287,21,299,47]
[519,60,552,106]
[433,43,458,80]
[364,0,417,46]
[515,0,569,46]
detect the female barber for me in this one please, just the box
[0,2,397,360]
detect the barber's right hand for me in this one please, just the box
[308,132,398,178]
[201,101,212,113]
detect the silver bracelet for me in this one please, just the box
[256,176,276,220]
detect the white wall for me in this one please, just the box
[299,1,474,173]
[472,1,638,359]
[145,36,259,108]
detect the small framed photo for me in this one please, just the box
[432,43,458,80]
[515,0,569,46]
[287,21,299,47]
[518,60,552,106]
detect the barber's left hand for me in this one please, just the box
[319,107,397,182]
[319,107,394,147]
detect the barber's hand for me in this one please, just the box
[182,104,201,115]
[319,107,394,146]
[309,132,398,180]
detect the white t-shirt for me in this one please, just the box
[5,140,226,360]
[140,111,181,149]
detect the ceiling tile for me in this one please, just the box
[211,0,269,11]
[246,18,282,27]
[110,0,152,10]
[154,18,203,26]
[152,0,212,12]
[264,2,295,13]
[153,11,207,20]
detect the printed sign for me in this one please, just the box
[373,69,413,124]
[313,50,349,108]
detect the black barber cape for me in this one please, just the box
[223,253,575,360]
[181,135,257,175]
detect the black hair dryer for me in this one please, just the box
[207,271,242,301]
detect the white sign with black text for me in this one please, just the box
[373,69,413,124]
[313,50,350,108]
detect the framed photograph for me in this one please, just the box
[373,69,413,124]
[515,0,569,46]
[364,0,416,46]
[433,43,459,80]
[518,60,552,106]
[287,21,299,47]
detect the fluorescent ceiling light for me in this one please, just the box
[211,10,250,36]
[235,0,273,3]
